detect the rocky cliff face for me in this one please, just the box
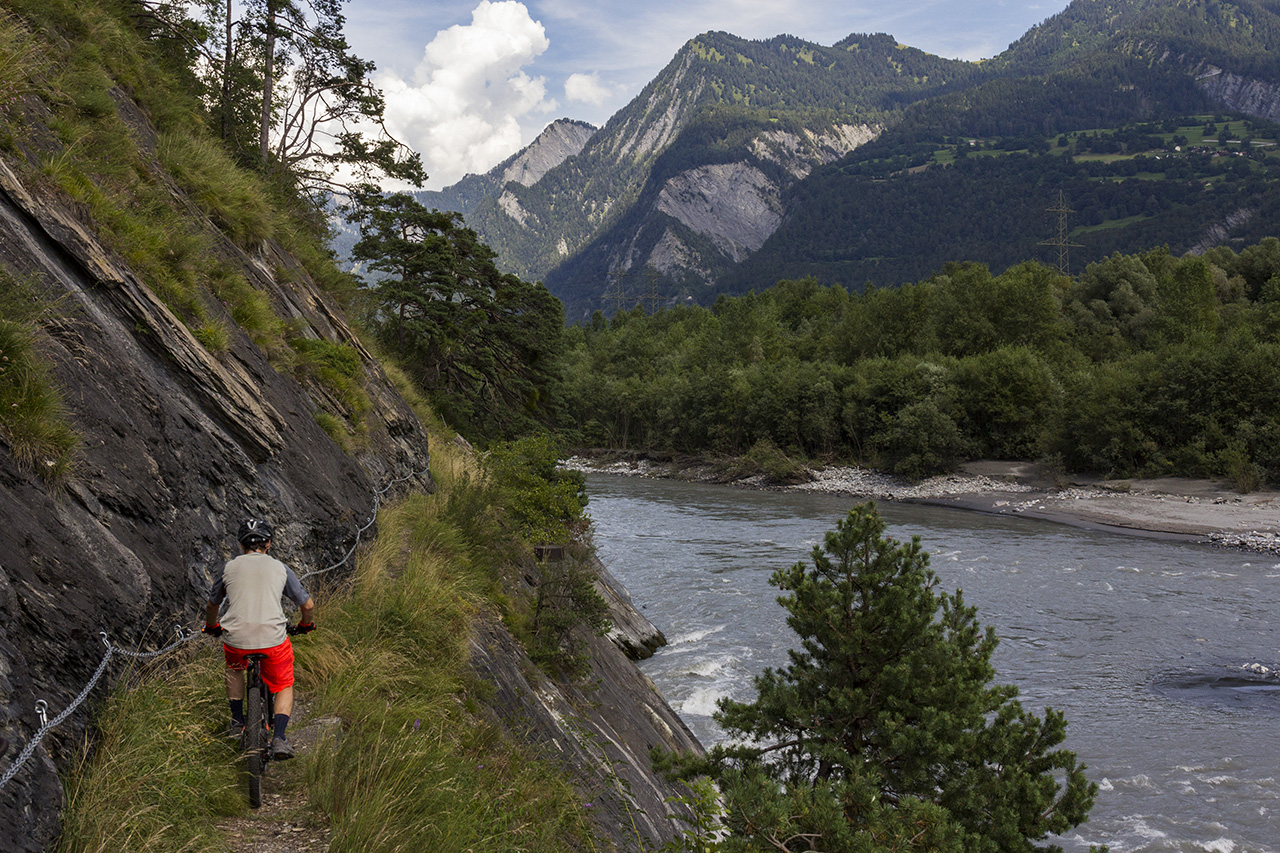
[502,119,598,188]
[0,86,693,852]
[1194,64,1280,123]
[640,122,878,277]
[472,558,700,852]
[414,117,597,221]
[0,119,433,848]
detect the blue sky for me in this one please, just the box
[342,0,1073,188]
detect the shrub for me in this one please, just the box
[485,433,588,546]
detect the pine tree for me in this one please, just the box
[661,502,1098,852]
[348,191,564,441]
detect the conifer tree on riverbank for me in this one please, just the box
[659,502,1098,851]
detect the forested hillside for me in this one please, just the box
[726,114,1280,291]
[724,0,1280,297]
[557,240,1280,485]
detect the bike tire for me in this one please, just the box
[245,681,265,809]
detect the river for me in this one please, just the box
[584,472,1280,853]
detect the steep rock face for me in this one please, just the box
[502,119,597,187]
[470,560,700,851]
[609,122,877,295]
[1195,65,1280,123]
[413,117,597,219]
[657,163,781,262]
[0,137,434,849]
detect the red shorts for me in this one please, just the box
[223,638,295,693]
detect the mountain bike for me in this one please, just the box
[218,623,312,808]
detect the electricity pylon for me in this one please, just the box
[1039,190,1083,276]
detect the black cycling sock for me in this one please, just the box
[273,712,289,740]
[229,699,244,726]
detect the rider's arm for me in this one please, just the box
[282,567,313,625]
[206,571,226,629]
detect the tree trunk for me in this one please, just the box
[221,0,233,141]
[259,0,276,167]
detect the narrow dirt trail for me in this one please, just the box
[214,701,338,852]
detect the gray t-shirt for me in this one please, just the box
[208,552,310,650]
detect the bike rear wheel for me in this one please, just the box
[245,679,266,808]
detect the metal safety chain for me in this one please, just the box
[0,626,196,790]
[298,465,430,583]
[0,464,430,790]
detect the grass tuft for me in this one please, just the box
[158,131,274,247]
[0,273,78,482]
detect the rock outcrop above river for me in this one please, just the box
[471,558,699,851]
[0,82,692,852]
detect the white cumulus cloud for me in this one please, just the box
[564,72,614,105]
[377,1,556,189]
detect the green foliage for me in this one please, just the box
[0,274,78,482]
[730,129,1280,298]
[182,0,424,201]
[192,320,230,353]
[349,191,565,443]
[658,503,1097,851]
[56,653,243,853]
[485,433,588,546]
[558,238,1280,484]
[313,409,350,450]
[527,552,612,679]
[659,776,726,853]
[206,265,287,353]
[734,437,809,484]
[302,492,593,851]
[158,130,274,247]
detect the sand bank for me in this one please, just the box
[564,456,1280,556]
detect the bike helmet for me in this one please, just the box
[237,518,273,547]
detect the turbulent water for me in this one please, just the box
[585,473,1280,853]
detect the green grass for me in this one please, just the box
[6,0,361,360]
[56,652,242,853]
[158,131,274,248]
[0,273,78,482]
[301,491,593,852]
[291,337,372,443]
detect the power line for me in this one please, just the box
[603,269,663,316]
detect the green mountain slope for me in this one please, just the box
[719,0,1280,296]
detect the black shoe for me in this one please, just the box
[225,720,245,740]
[271,736,295,760]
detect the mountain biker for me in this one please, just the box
[204,518,314,760]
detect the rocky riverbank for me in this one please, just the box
[562,456,1280,557]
